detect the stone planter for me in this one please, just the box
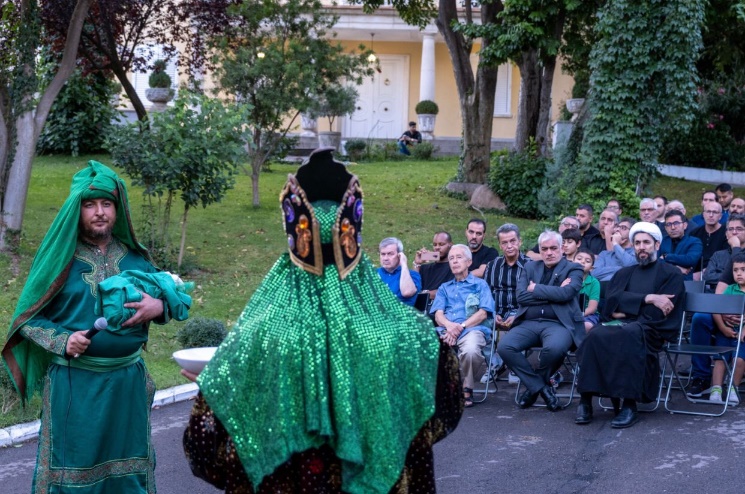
[146,88,175,112]
[417,114,436,140]
[565,98,585,121]
[318,131,342,152]
[300,113,318,137]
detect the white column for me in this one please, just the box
[419,33,436,102]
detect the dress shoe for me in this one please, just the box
[575,403,593,425]
[518,389,539,409]
[540,385,560,412]
[610,407,639,429]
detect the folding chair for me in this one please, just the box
[413,292,430,313]
[684,279,706,293]
[513,349,579,409]
[473,319,499,403]
[664,292,745,416]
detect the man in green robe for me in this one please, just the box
[2,161,169,493]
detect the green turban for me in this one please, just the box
[2,160,151,401]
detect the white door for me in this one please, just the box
[343,55,409,139]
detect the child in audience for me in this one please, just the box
[575,248,600,332]
[561,228,582,262]
[710,252,745,404]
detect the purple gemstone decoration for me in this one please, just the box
[283,199,295,222]
[356,232,362,245]
[291,194,301,206]
[287,234,295,251]
[354,199,363,222]
[346,194,355,207]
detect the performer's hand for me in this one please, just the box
[66,331,91,358]
[180,369,199,383]
[645,293,675,316]
[123,292,164,327]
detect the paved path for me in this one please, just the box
[2,384,744,493]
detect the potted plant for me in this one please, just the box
[145,59,175,111]
[308,86,358,151]
[415,99,439,140]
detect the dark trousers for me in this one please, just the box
[497,320,573,394]
[690,313,716,380]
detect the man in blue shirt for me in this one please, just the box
[377,237,421,306]
[431,244,496,407]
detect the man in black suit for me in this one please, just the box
[497,230,585,411]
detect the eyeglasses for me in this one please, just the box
[617,225,630,230]
[560,222,578,229]
[640,207,655,212]
[727,227,745,233]
[664,221,684,228]
[704,210,722,215]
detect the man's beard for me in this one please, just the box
[81,223,113,242]
[636,251,657,266]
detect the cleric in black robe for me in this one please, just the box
[575,222,685,428]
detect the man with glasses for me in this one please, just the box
[639,198,659,223]
[687,213,745,398]
[690,201,727,278]
[690,191,719,228]
[592,217,638,281]
[606,199,623,217]
[658,210,702,280]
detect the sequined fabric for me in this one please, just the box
[184,340,463,493]
[197,201,443,494]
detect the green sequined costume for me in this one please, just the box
[190,149,460,494]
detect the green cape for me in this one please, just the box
[2,160,151,402]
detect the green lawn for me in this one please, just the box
[0,154,742,426]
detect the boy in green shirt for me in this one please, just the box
[710,252,745,404]
[575,248,600,332]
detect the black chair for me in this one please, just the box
[663,292,745,416]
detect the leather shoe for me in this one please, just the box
[610,407,639,429]
[540,385,560,412]
[518,389,539,409]
[575,403,593,425]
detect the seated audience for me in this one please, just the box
[575,222,685,428]
[497,230,585,412]
[575,248,601,332]
[729,197,745,215]
[377,237,421,306]
[576,204,605,254]
[561,228,582,262]
[659,210,702,280]
[597,209,619,251]
[465,218,499,278]
[527,216,580,261]
[708,251,745,405]
[431,244,495,408]
[592,217,637,281]
[639,198,659,224]
[716,182,734,224]
[414,231,454,298]
[690,191,718,227]
[688,214,745,397]
[690,201,727,277]
[653,195,668,222]
[605,199,623,218]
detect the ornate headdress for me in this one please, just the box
[280,147,363,279]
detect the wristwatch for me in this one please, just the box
[461,323,467,330]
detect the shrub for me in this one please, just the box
[488,138,548,219]
[148,59,172,88]
[37,69,119,156]
[415,100,439,115]
[176,316,228,348]
[345,139,367,161]
[411,141,437,160]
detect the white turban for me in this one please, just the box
[629,221,662,243]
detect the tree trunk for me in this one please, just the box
[514,50,542,153]
[0,0,92,251]
[177,204,189,270]
[251,158,261,207]
[112,63,148,121]
[536,56,557,157]
[436,0,502,184]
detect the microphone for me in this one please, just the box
[85,317,108,339]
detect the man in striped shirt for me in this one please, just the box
[484,223,528,331]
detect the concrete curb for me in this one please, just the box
[0,383,199,449]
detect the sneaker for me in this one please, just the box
[686,377,711,398]
[508,371,520,385]
[709,386,723,403]
[550,371,563,389]
[728,386,740,405]
[479,362,507,384]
